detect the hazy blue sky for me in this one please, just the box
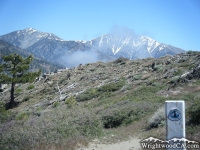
[0,0,200,51]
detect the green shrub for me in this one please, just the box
[0,102,12,122]
[113,57,129,64]
[16,88,22,93]
[186,50,199,54]
[59,73,70,84]
[15,88,23,96]
[101,110,139,128]
[98,100,153,128]
[76,115,103,137]
[89,68,96,72]
[76,88,99,102]
[133,74,142,80]
[52,101,59,108]
[147,106,165,129]
[188,64,195,70]
[27,84,35,90]
[65,96,77,107]
[153,64,163,72]
[16,112,29,120]
[97,81,124,93]
[169,76,180,83]
[76,80,125,102]
[188,99,200,124]
[126,86,165,102]
[186,50,193,54]
[178,58,187,63]
[23,96,31,102]
[146,79,157,86]
[180,93,195,101]
[178,62,189,68]
[195,79,200,85]
[174,68,183,76]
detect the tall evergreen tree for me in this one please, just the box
[0,53,41,108]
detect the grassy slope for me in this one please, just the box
[0,51,200,149]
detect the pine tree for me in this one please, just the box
[0,53,41,108]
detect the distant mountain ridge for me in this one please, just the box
[0,28,185,67]
[0,28,62,49]
[88,34,185,59]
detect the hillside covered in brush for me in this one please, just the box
[0,51,200,150]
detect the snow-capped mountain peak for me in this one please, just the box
[25,27,37,32]
[0,28,63,49]
[139,36,160,53]
[0,28,185,67]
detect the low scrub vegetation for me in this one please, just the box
[153,64,163,72]
[65,96,77,107]
[16,112,29,120]
[15,88,22,93]
[187,98,200,125]
[113,57,129,64]
[0,102,14,123]
[147,106,165,129]
[27,84,35,90]
[98,100,157,128]
[76,80,125,102]
[0,106,104,150]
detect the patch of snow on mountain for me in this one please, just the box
[115,47,121,54]
[112,45,115,54]
[159,45,166,51]
[140,36,160,53]
[99,37,103,47]
[106,36,110,43]
[123,38,130,45]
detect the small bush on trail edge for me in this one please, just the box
[187,99,200,125]
[98,100,154,128]
[147,106,165,130]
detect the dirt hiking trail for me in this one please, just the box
[77,137,142,150]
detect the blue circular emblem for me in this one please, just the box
[168,109,181,121]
